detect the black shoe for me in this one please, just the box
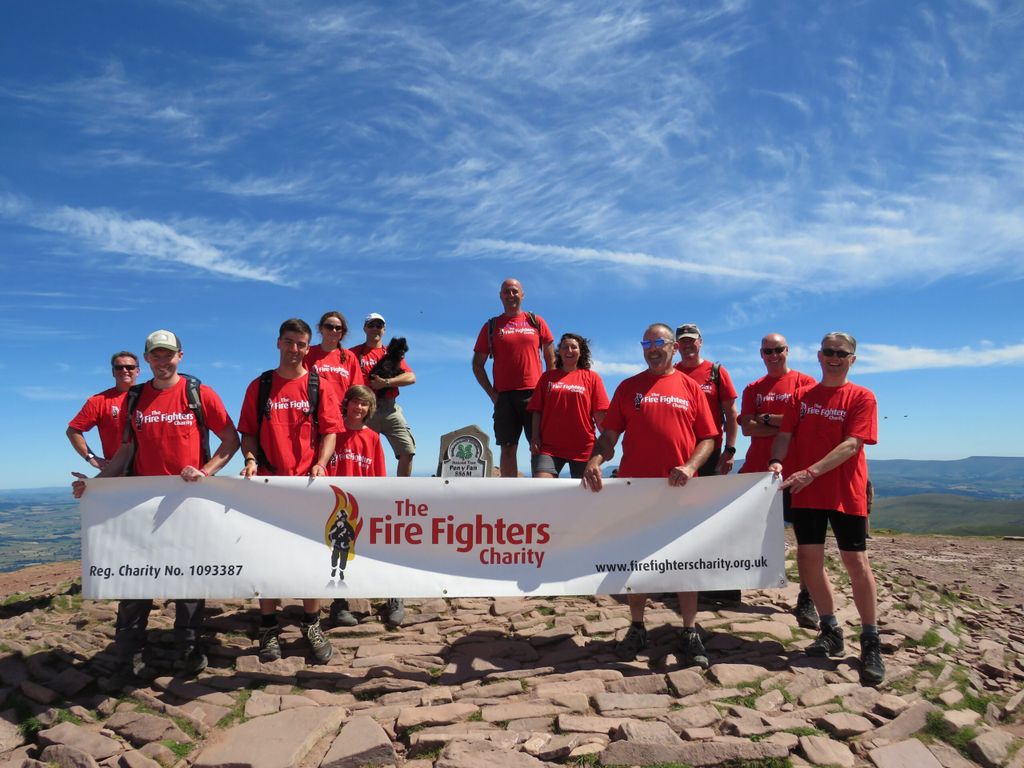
[329,598,358,627]
[859,634,885,686]
[614,624,647,661]
[806,622,845,657]
[173,643,208,677]
[257,625,282,663]
[678,629,709,669]
[794,587,820,630]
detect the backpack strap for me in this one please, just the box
[120,383,145,476]
[306,368,320,435]
[255,370,276,474]
[181,374,210,465]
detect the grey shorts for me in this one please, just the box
[366,399,416,458]
[531,453,587,479]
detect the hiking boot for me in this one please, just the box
[173,643,208,677]
[806,622,845,657]
[329,598,358,627]
[794,586,820,630]
[859,634,885,686]
[302,618,333,664]
[257,625,282,663]
[614,623,648,661]
[383,598,405,628]
[678,629,710,669]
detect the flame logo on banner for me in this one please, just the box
[324,484,362,561]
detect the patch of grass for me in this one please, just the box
[784,726,824,737]
[535,605,556,616]
[215,689,251,728]
[961,690,995,715]
[924,710,979,757]
[414,745,444,760]
[355,690,382,701]
[162,740,196,758]
[904,629,942,649]
[585,613,600,621]
[1,592,30,607]
[569,754,600,767]
[495,719,510,729]
[468,710,483,722]
[427,666,443,679]
[170,714,201,741]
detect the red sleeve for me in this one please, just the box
[473,323,490,355]
[527,373,547,412]
[740,383,756,417]
[691,388,719,441]
[399,358,413,374]
[318,380,344,434]
[846,389,878,445]
[238,379,260,436]
[591,372,610,413]
[602,383,628,434]
[718,366,738,400]
[68,395,100,430]
[537,316,554,346]
[780,389,802,433]
[198,385,235,436]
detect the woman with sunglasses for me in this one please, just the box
[305,311,364,405]
[527,333,609,479]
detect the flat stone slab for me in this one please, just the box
[601,738,789,767]
[321,715,397,768]
[801,734,856,767]
[396,702,478,730]
[593,692,673,714]
[106,711,192,746]
[435,740,546,767]
[37,721,121,761]
[193,706,345,768]
[817,712,875,738]
[869,738,944,768]
[707,663,771,687]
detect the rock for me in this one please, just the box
[556,714,628,735]
[614,720,682,744]
[0,708,27,752]
[193,706,346,768]
[118,751,163,768]
[435,740,546,767]
[481,701,565,722]
[37,721,121,761]
[663,704,721,730]
[38,743,101,768]
[969,729,1015,768]
[20,679,59,704]
[939,690,965,707]
[927,740,981,768]
[817,712,875,737]
[874,693,910,718]
[521,733,581,760]
[942,708,981,730]
[730,619,794,642]
[707,663,771,687]
[601,738,789,766]
[666,668,705,696]
[321,715,397,768]
[47,667,94,698]
[244,690,281,718]
[800,734,856,767]
[605,674,668,695]
[592,692,673,716]
[885,618,933,642]
[105,711,191,746]
[396,702,478,730]
[868,738,944,768]
[754,688,785,712]
[858,701,937,743]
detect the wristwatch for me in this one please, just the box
[761,413,772,426]
[86,452,97,463]
[723,445,736,455]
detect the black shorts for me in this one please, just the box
[790,507,868,552]
[494,390,534,446]
[531,453,587,479]
[696,447,721,478]
[782,488,794,523]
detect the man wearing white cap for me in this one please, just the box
[349,312,417,477]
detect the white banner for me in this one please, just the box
[80,474,785,599]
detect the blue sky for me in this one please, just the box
[1,0,1022,489]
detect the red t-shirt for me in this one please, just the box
[781,382,877,517]
[68,387,129,460]
[349,343,413,401]
[739,369,817,473]
[473,312,554,392]
[304,345,364,404]
[126,379,234,477]
[602,370,718,478]
[238,372,344,476]
[527,368,610,461]
[327,427,387,477]
[675,360,738,448]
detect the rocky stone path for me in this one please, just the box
[1,534,1022,768]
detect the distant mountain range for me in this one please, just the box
[867,456,1024,500]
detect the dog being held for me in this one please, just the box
[367,337,409,396]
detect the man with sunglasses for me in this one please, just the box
[768,332,884,686]
[739,333,817,628]
[350,312,417,477]
[66,352,140,468]
[583,324,718,666]
[472,278,555,477]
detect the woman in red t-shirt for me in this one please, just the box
[528,333,610,479]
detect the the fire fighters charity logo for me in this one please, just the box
[324,485,362,581]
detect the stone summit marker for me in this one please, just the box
[437,425,493,478]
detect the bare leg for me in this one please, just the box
[797,544,835,617]
[500,444,518,477]
[397,454,413,477]
[259,598,279,616]
[303,599,320,614]
[840,550,877,625]
[627,593,647,622]
[677,591,698,627]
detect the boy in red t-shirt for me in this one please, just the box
[769,332,884,686]
[239,318,343,665]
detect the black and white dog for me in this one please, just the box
[368,337,408,395]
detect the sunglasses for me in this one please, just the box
[640,338,672,350]
[761,346,786,355]
[113,364,139,371]
[365,321,384,328]
[321,324,345,333]
[821,348,853,358]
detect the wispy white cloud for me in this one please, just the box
[15,386,85,401]
[856,341,1024,374]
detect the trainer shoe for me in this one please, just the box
[614,623,648,661]
[173,642,208,677]
[794,586,820,630]
[301,618,334,664]
[329,598,358,627]
[859,633,885,686]
[806,622,845,657]
[383,598,405,628]
[678,629,710,669]
[257,625,282,663]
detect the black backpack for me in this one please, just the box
[121,374,209,476]
[253,368,321,474]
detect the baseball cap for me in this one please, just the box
[145,330,181,353]
[675,323,701,340]
[364,312,386,324]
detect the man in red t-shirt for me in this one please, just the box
[72,330,240,679]
[583,323,718,667]
[350,312,417,477]
[472,278,555,477]
[239,318,343,665]
[769,332,884,686]
[739,332,818,627]
[674,324,739,477]
[66,351,140,468]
